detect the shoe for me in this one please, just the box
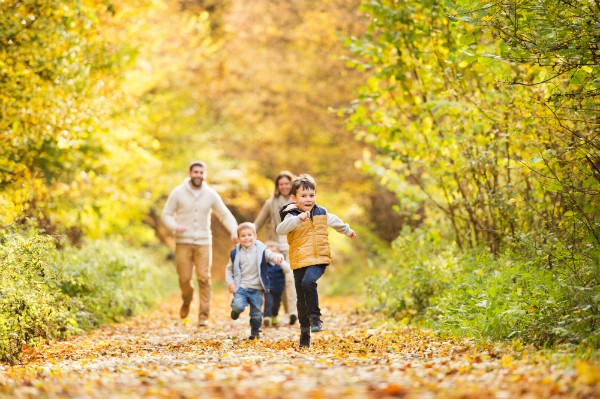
[248,330,260,340]
[311,323,324,333]
[310,316,323,332]
[231,310,240,320]
[289,314,297,325]
[263,317,272,328]
[299,327,311,348]
[271,316,279,327]
[198,320,209,327]
[180,302,190,319]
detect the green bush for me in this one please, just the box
[366,228,600,350]
[0,230,177,362]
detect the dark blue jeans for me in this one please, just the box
[264,291,283,318]
[293,264,327,328]
[231,287,263,334]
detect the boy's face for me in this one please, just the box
[238,228,256,248]
[292,186,316,213]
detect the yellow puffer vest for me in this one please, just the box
[283,204,331,270]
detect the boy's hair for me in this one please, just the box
[291,174,316,196]
[237,222,256,235]
[189,160,207,172]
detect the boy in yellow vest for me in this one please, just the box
[276,174,357,348]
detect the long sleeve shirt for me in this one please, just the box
[162,179,238,245]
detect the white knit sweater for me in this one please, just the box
[162,179,238,245]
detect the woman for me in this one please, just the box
[254,170,298,325]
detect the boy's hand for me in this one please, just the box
[298,211,310,221]
[273,254,284,265]
[348,230,357,239]
[228,284,237,294]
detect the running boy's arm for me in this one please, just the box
[276,213,302,235]
[225,258,237,293]
[327,213,357,238]
[265,249,284,265]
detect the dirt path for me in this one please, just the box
[1,291,598,398]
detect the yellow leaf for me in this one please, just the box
[576,361,600,385]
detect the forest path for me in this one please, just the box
[1,291,597,398]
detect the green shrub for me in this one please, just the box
[0,230,177,362]
[364,228,459,319]
[366,228,600,350]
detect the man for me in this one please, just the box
[162,161,238,327]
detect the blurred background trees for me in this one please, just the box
[1,0,597,349]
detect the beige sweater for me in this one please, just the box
[162,179,238,245]
[254,195,290,251]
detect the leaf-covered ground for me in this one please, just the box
[1,291,598,398]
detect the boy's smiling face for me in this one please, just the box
[292,186,316,213]
[238,227,256,248]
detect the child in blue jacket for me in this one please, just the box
[225,222,283,339]
[263,241,292,327]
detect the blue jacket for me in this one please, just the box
[266,263,285,294]
[227,240,271,292]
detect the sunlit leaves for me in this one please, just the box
[1,292,598,397]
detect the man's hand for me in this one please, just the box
[175,225,187,234]
[298,211,310,221]
[348,230,357,239]
[273,254,284,265]
[228,284,237,294]
[230,234,239,244]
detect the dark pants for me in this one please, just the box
[293,264,327,328]
[264,291,283,317]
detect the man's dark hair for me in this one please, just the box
[291,174,316,196]
[189,160,207,172]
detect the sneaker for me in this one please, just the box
[310,315,323,332]
[248,331,260,340]
[231,310,240,320]
[299,327,311,348]
[198,320,209,327]
[271,316,279,327]
[180,302,190,319]
[289,314,298,325]
[311,323,324,333]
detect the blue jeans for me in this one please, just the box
[293,265,327,328]
[264,291,283,318]
[231,287,263,334]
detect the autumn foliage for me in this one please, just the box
[0,0,598,364]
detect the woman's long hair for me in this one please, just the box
[273,171,295,197]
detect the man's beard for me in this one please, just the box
[190,177,203,188]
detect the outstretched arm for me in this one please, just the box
[212,194,239,243]
[327,213,357,238]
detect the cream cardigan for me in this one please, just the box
[162,179,238,245]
